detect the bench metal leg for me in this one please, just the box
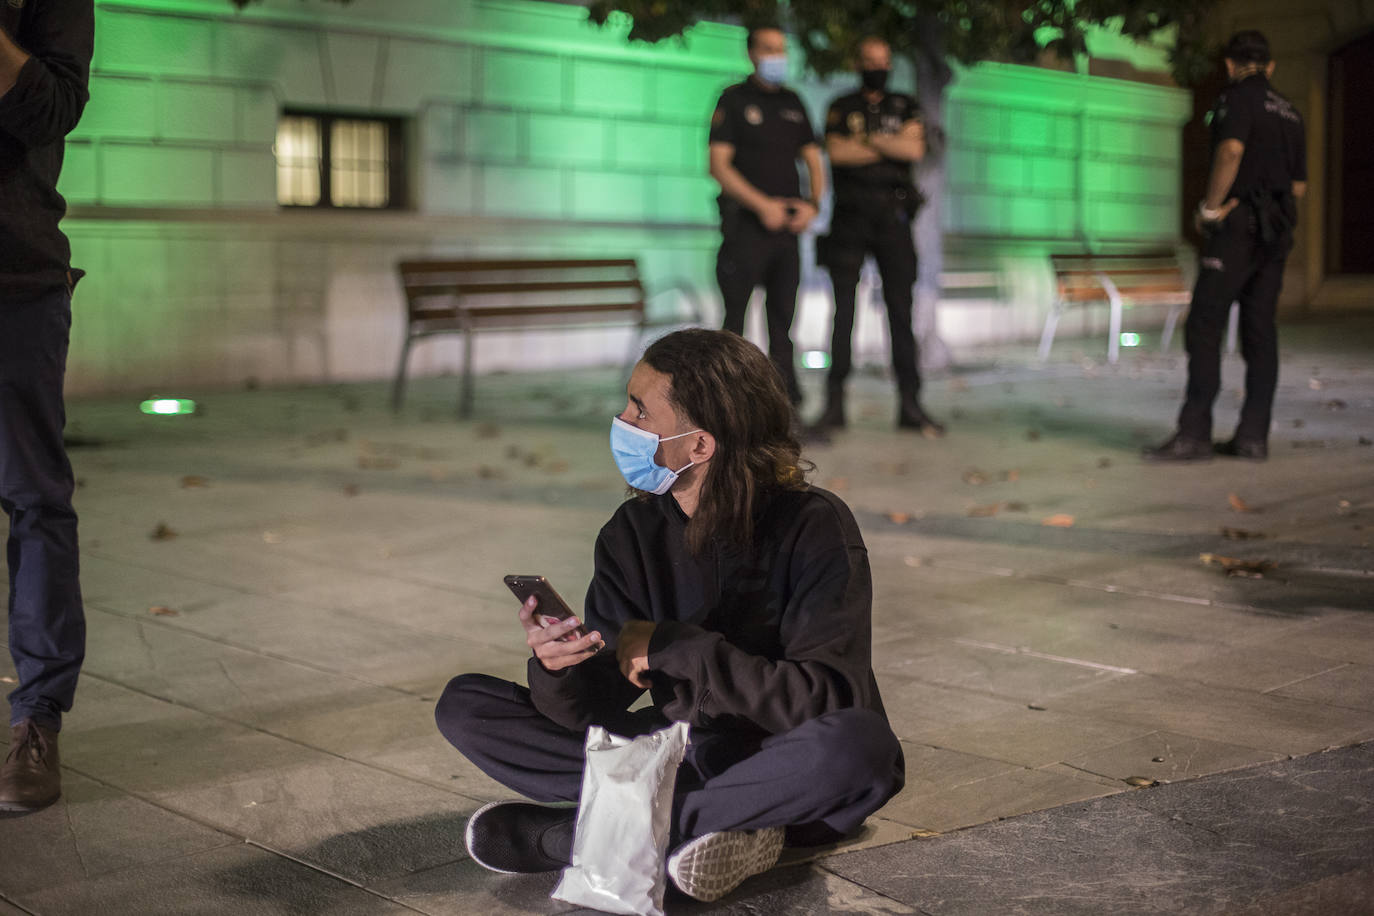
[458,326,475,420]
[1038,302,1063,362]
[1107,296,1122,364]
[392,334,414,412]
[1161,305,1183,352]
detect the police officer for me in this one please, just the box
[708,25,825,406]
[811,36,943,436]
[1146,30,1306,462]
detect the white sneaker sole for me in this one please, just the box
[464,800,521,874]
[667,827,785,902]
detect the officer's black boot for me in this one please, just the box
[896,390,945,438]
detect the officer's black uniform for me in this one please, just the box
[1176,73,1306,451]
[709,78,817,404]
[816,88,928,428]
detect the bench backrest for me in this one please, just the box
[1051,251,1187,303]
[397,258,645,327]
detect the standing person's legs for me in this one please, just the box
[1176,226,1254,444]
[1232,253,1286,446]
[761,232,803,405]
[1,286,83,813]
[817,211,868,426]
[717,215,766,338]
[2,288,84,730]
[870,216,920,397]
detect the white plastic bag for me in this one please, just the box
[551,721,690,916]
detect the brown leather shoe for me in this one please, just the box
[0,720,62,813]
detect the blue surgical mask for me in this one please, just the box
[610,416,701,495]
[757,54,788,86]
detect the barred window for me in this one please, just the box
[274,111,406,209]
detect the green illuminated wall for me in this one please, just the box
[60,0,1190,394]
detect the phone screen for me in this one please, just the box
[503,575,588,640]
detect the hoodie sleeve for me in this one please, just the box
[525,520,647,731]
[0,1,94,148]
[646,501,874,734]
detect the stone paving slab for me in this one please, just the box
[821,743,1374,916]
[2,320,1373,913]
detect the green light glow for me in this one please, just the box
[140,398,196,415]
[1119,333,1141,347]
[802,350,831,369]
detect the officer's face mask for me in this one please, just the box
[861,68,890,92]
[757,54,788,86]
[610,417,703,495]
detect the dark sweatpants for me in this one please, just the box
[435,673,904,846]
[1178,205,1289,444]
[2,286,85,730]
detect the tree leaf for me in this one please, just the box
[1042,514,1075,527]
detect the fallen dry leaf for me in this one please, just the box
[967,503,1002,517]
[1003,501,1029,512]
[477,465,505,480]
[148,605,179,617]
[1308,378,1324,390]
[342,483,360,497]
[1097,457,1113,469]
[1292,419,1305,428]
[1360,436,1372,446]
[1199,553,1276,578]
[826,477,849,492]
[962,469,988,486]
[1228,492,1260,513]
[1325,399,1348,411]
[1003,469,1020,482]
[1042,514,1075,528]
[886,511,912,525]
[909,828,941,839]
[262,531,282,544]
[0,676,17,685]
[902,556,924,567]
[1026,429,1041,442]
[1124,776,1158,787]
[546,460,570,474]
[1220,527,1266,540]
[180,475,210,488]
[150,522,177,541]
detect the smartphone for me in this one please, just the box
[503,574,588,640]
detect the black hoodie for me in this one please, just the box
[526,485,887,738]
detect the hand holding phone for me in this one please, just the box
[504,574,588,641]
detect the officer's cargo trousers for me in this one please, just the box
[1179,203,1289,444]
[716,210,803,404]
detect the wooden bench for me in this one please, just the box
[393,258,649,418]
[1039,251,1194,364]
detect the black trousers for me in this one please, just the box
[1178,207,1289,443]
[824,203,920,398]
[1,286,84,731]
[716,211,803,404]
[434,673,904,846]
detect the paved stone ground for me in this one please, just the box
[2,315,1372,914]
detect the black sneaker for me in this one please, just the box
[1214,438,1268,461]
[464,800,575,874]
[1142,434,1212,462]
[666,827,785,902]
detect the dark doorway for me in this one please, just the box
[1328,30,1374,274]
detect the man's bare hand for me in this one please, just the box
[755,197,789,232]
[616,620,656,688]
[1195,197,1239,234]
[785,199,818,234]
[519,596,602,672]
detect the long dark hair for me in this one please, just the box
[641,329,809,554]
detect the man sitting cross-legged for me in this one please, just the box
[435,328,904,902]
